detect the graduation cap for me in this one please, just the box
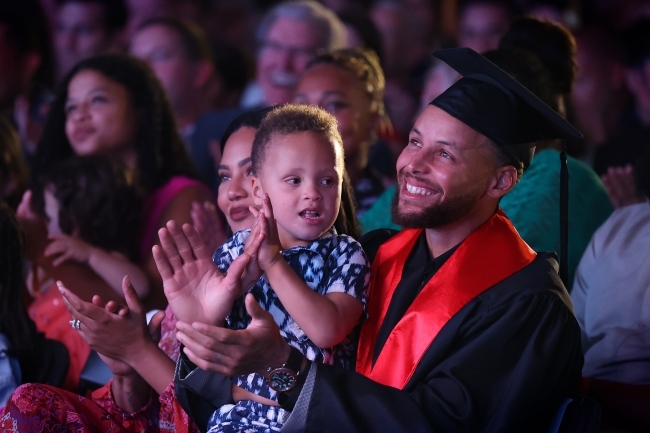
[429,47,584,286]
[430,47,582,169]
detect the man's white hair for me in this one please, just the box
[256,0,346,51]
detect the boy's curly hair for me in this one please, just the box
[32,156,142,260]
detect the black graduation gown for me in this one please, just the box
[287,253,583,432]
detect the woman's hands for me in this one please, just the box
[601,164,646,208]
[44,233,95,266]
[58,276,163,377]
[153,220,251,325]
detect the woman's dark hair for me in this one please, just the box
[499,16,578,96]
[31,156,142,260]
[0,118,29,210]
[0,200,38,357]
[219,106,276,155]
[32,54,197,193]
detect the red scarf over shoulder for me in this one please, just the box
[356,209,536,389]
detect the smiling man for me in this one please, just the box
[167,48,585,432]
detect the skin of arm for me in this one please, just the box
[17,190,123,303]
[143,184,217,310]
[44,233,150,297]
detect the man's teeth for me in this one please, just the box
[406,183,433,196]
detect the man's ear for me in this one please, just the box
[252,176,264,206]
[487,165,518,199]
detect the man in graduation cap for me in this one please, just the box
[169,48,585,432]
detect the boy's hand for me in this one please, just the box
[256,195,283,272]
[44,233,94,266]
[241,210,265,291]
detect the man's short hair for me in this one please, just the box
[252,104,343,175]
[256,0,346,51]
[137,17,213,64]
[55,0,128,34]
[486,138,525,182]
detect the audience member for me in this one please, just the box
[171,104,369,433]
[457,0,515,53]
[25,157,145,391]
[571,26,632,163]
[30,54,216,309]
[0,200,69,406]
[370,0,429,137]
[338,8,383,63]
[594,18,650,175]
[0,107,266,432]
[129,18,242,190]
[53,0,128,83]
[0,0,55,161]
[240,0,346,108]
[573,149,650,383]
[294,48,391,215]
[0,118,29,211]
[487,48,612,290]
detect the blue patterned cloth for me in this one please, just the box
[207,228,370,433]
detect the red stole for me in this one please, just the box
[356,209,536,389]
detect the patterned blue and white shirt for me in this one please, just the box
[207,227,370,432]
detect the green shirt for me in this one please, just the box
[500,149,613,290]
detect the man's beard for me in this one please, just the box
[391,179,485,229]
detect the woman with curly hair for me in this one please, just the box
[21,54,217,310]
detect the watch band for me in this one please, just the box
[284,345,304,376]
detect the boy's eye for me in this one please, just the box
[321,178,334,186]
[286,177,300,185]
[408,137,421,147]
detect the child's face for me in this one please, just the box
[254,131,342,248]
[43,188,61,235]
[217,127,257,233]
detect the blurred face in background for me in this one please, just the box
[257,17,325,106]
[55,2,120,79]
[130,24,198,118]
[295,63,377,163]
[64,69,137,159]
[458,3,510,53]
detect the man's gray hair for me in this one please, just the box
[256,0,346,51]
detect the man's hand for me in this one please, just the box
[175,293,290,377]
[153,220,250,325]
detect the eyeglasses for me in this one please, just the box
[260,40,321,61]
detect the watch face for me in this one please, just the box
[268,368,297,392]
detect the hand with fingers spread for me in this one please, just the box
[175,293,291,378]
[44,233,94,266]
[191,200,227,255]
[153,220,251,325]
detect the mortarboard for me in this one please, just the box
[430,47,582,169]
[429,47,584,287]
